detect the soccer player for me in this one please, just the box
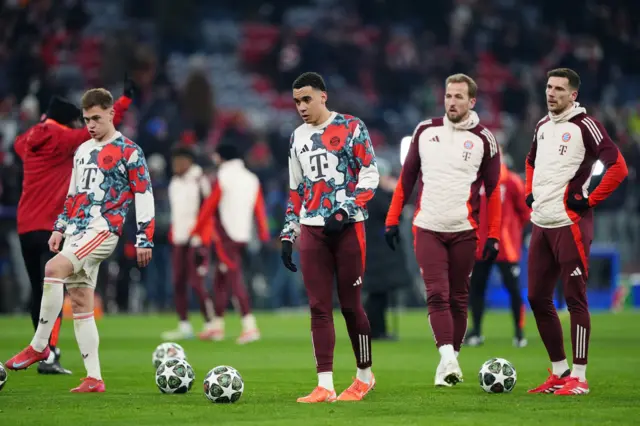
[190,144,269,344]
[14,78,135,374]
[162,146,216,340]
[465,152,529,348]
[6,88,155,393]
[525,68,627,395]
[385,73,502,387]
[280,72,379,403]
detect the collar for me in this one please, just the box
[443,110,480,130]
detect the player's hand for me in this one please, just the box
[48,231,63,253]
[526,194,534,209]
[384,225,400,251]
[323,209,348,235]
[566,193,591,212]
[281,240,297,272]
[123,72,140,99]
[136,247,152,268]
[482,238,499,262]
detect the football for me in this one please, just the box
[152,342,186,368]
[0,362,7,391]
[155,358,195,394]
[478,358,517,393]
[203,365,244,403]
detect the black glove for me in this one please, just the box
[483,238,499,262]
[123,72,140,99]
[526,194,534,208]
[566,193,591,212]
[384,225,400,250]
[323,209,348,235]
[281,240,297,272]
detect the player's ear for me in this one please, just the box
[570,90,578,102]
[321,91,327,105]
[109,107,115,121]
[469,97,477,109]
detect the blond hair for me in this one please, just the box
[445,73,478,98]
[81,88,114,110]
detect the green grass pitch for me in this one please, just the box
[1,311,640,425]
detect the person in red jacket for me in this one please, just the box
[14,78,135,374]
[465,159,530,348]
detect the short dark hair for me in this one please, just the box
[171,145,195,161]
[216,144,240,161]
[292,72,326,92]
[445,73,478,98]
[547,68,581,90]
[81,88,114,110]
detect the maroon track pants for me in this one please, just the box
[298,223,372,373]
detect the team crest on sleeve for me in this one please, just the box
[562,132,571,142]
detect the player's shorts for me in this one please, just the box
[60,229,119,289]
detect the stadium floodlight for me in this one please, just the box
[399,136,411,166]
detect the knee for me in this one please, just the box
[426,292,449,312]
[69,291,91,313]
[44,258,70,279]
[565,294,588,313]
[309,301,332,322]
[527,293,551,311]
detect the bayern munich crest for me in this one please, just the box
[562,132,571,142]
[463,140,474,149]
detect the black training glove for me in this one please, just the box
[323,209,348,235]
[483,238,499,262]
[281,240,297,272]
[526,194,534,209]
[384,225,400,251]
[566,193,591,212]
[123,72,140,99]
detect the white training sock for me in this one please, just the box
[74,312,102,381]
[211,316,224,330]
[318,372,334,391]
[552,359,570,377]
[438,344,456,364]
[455,351,459,358]
[179,321,193,333]
[356,367,372,384]
[30,278,65,352]
[241,314,257,332]
[571,364,587,381]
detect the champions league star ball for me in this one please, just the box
[203,366,244,403]
[0,362,7,391]
[478,358,517,393]
[155,358,195,394]
[152,342,186,368]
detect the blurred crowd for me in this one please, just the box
[0,0,639,314]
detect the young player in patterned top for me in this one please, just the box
[280,72,379,403]
[526,68,628,396]
[385,73,502,387]
[6,88,155,393]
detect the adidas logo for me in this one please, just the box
[429,135,440,143]
[353,276,362,287]
[570,267,582,277]
[300,145,309,153]
[82,353,89,359]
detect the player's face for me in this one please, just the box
[172,156,192,176]
[445,82,476,123]
[546,76,577,114]
[83,105,115,141]
[293,86,327,125]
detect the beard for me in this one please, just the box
[446,109,465,123]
